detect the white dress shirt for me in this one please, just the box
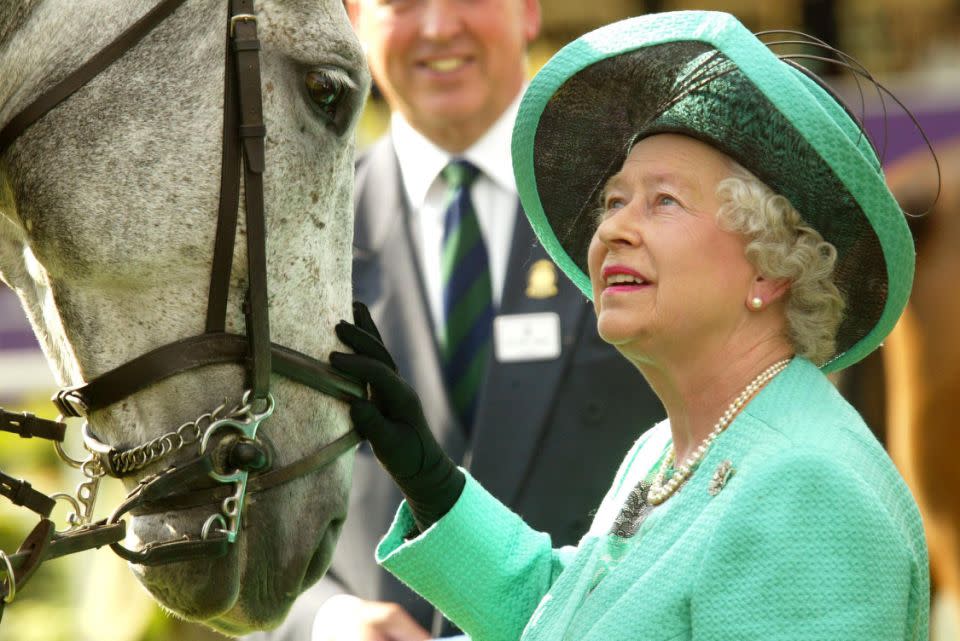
[390,92,521,337]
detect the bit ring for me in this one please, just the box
[0,550,16,603]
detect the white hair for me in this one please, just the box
[716,164,845,365]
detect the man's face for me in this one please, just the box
[348,0,541,151]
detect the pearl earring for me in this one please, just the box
[750,296,763,310]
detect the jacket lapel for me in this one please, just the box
[353,138,467,460]
[467,208,590,506]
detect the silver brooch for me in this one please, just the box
[707,460,735,496]
[610,480,652,538]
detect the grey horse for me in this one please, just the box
[0,0,369,633]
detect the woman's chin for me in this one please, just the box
[597,317,642,347]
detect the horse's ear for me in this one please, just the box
[0,1,43,45]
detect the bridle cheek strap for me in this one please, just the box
[232,1,272,399]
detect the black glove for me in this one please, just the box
[330,302,465,531]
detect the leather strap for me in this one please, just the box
[52,333,364,416]
[0,0,189,151]
[0,472,56,518]
[205,8,243,334]
[231,0,271,400]
[5,521,126,591]
[0,520,53,605]
[0,410,66,442]
[8,522,126,572]
[246,429,360,494]
[111,534,229,566]
[131,429,361,515]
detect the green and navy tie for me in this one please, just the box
[440,160,493,431]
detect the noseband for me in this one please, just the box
[0,0,363,611]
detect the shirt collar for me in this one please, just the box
[390,89,523,212]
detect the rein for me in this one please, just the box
[0,0,364,617]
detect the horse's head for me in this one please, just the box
[0,0,369,632]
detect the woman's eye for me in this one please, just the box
[605,196,626,210]
[656,194,679,207]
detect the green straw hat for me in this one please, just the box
[511,11,914,373]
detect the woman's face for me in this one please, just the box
[587,134,757,363]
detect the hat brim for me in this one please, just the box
[511,11,914,373]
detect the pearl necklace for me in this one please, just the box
[648,358,792,506]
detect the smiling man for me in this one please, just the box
[247,1,664,640]
[356,0,539,152]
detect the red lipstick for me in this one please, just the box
[600,265,652,295]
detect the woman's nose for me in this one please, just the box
[597,206,642,248]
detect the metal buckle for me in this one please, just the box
[51,389,87,419]
[230,13,257,37]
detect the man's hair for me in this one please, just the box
[716,163,845,365]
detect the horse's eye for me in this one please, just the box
[305,70,350,130]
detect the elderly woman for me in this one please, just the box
[330,11,928,641]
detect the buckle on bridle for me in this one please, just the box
[229,13,256,36]
[52,389,87,419]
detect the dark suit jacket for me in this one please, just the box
[251,137,664,640]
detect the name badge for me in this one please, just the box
[493,312,562,362]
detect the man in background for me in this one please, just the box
[250,0,664,638]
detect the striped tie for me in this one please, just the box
[440,160,493,431]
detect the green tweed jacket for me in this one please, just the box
[377,358,929,640]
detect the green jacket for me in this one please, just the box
[377,358,929,640]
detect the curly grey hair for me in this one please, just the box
[716,164,845,365]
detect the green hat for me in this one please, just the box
[511,11,914,373]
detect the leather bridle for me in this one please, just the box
[0,0,364,612]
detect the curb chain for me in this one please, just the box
[107,398,249,476]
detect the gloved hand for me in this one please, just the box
[330,302,465,531]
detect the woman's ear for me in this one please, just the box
[746,276,790,311]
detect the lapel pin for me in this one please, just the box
[526,259,559,299]
[708,460,735,497]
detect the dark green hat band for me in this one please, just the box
[512,11,914,373]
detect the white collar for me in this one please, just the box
[390,90,523,211]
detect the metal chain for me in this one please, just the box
[107,398,250,476]
[46,397,250,530]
